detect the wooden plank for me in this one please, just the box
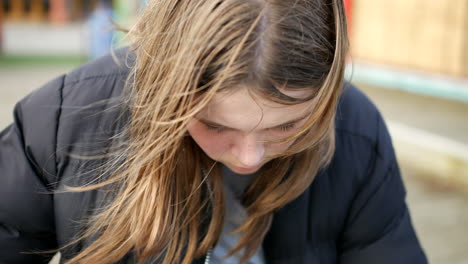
[410,0,465,76]
[71,0,83,20]
[9,0,25,21]
[0,2,3,51]
[463,0,468,76]
[445,0,465,76]
[29,0,45,22]
[351,0,384,61]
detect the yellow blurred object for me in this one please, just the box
[29,0,46,22]
[0,1,3,21]
[351,0,468,77]
[9,0,25,21]
[71,0,83,20]
[71,0,99,19]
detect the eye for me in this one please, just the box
[276,123,296,132]
[204,123,226,133]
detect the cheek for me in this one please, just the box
[187,121,230,160]
[265,141,294,156]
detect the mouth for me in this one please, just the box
[229,165,262,174]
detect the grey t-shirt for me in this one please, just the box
[210,166,265,264]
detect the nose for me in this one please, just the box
[231,134,265,168]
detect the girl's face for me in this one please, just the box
[187,87,315,175]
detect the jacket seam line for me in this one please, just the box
[341,110,388,230]
[335,129,377,153]
[346,159,394,224]
[64,72,128,86]
[337,110,388,161]
[375,165,407,238]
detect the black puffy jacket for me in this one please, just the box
[0,50,428,264]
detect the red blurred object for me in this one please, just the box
[49,0,69,24]
[343,0,352,36]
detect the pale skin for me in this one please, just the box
[187,87,315,175]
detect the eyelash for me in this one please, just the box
[278,123,296,132]
[205,124,226,133]
[204,123,296,133]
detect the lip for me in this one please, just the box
[229,165,261,174]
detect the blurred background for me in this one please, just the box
[0,0,467,263]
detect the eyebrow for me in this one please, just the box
[197,113,310,131]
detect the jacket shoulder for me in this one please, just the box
[335,83,381,143]
[332,83,396,183]
[61,48,133,105]
[56,50,133,167]
[66,48,133,85]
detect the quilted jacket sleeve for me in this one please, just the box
[0,75,65,263]
[339,113,428,263]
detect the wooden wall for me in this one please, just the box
[1,0,101,23]
[351,0,468,77]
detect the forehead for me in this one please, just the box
[199,87,315,130]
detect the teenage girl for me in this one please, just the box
[0,0,427,263]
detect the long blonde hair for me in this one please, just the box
[65,0,348,263]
